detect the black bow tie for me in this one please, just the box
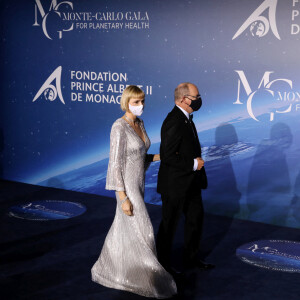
[189,114,193,121]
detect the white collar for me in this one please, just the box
[176,104,190,119]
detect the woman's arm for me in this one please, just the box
[118,191,133,216]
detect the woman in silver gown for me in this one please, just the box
[91,85,177,298]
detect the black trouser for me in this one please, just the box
[156,190,204,268]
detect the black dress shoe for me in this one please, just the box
[185,259,215,270]
[195,260,215,270]
[164,266,184,282]
[165,266,182,276]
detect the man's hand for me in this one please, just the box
[196,157,204,170]
[153,154,160,161]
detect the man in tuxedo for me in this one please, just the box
[156,82,214,272]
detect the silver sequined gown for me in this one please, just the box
[91,118,177,298]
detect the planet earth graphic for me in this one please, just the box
[38,113,300,229]
[250,21,265,37]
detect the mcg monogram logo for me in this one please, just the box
[233,70,294,121]
[33,0,74,40]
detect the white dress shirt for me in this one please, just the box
[176,105,198,171]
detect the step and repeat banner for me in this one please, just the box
[0,0,299,228]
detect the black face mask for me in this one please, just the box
[189,96,202,111]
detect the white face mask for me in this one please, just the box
[129,104,144,116]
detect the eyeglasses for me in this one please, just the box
[184,94,201,101]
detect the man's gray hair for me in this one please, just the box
[174,82,192,102]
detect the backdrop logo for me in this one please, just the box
[33,1,150,38]
[248,244,279,254]
[9,200,86,220]
[233,70,300,122]
[232,0,280,40]
[236,240,300,273]
[33,66,65,104]
[33,0,74,40]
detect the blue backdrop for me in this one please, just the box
[1,0,300,228]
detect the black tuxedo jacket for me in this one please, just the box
[157,105,207,197]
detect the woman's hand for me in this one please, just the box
[122,199,134,216]
[153,154,160,161]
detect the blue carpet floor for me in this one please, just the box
[1,180,300,300]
